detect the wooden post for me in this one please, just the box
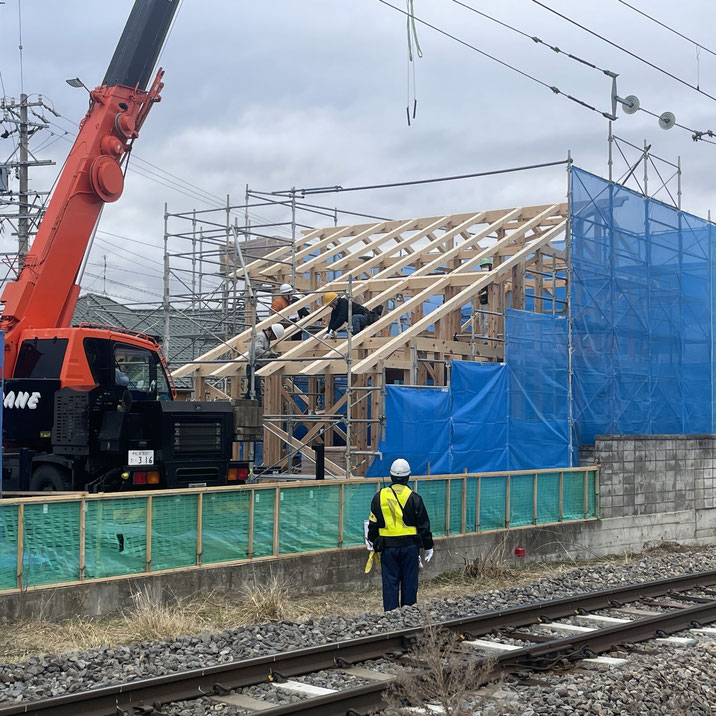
[505,474,511,529]
[247,489,255,558]
[461,477,467,534]
[595,469,601,519]
[476,476,481,532]
[583,470,589,519]
[273,487,281,557]
[16,504,24,590]
[558,472,564,522]
[338,483,345,548]
[445,479,451,536]
[79,498,86,581]
[145,496,153,573]
[196,493,203,566]
[532,473,538,525]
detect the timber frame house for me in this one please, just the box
[173,202,568,476]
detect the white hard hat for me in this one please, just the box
[280,283,292,295]
[270,324,285,340]
[389,458,411,478]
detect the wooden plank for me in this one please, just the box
[196,493,203,566]
[347,221,566,375]
[146,496,153,573]
[273,487,280,557]
[16,504,23,590]
[79,498,86,580]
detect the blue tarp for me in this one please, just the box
[367,311,570,476]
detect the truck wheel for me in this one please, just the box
[29,465,72,492]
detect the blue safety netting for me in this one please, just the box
[506,310,571,468]
[570,167,712,443]
[368,311,570,476]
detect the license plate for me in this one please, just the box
[188,482,207,488]
[128,450,154,466]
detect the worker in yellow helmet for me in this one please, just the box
[322,291,382,338]
[367,458,434,611]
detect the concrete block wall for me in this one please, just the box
[595,435,716,518]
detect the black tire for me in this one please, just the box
[29,464,72,492]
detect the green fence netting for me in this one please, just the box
[537,472,561,523]
[0,505,18,590]
[252,489,275,557]
[343,482,378,546]
[563,471,588,520]
[279,484,341,553]
[510,474,534,527]
[23,501,81,587]
[0,471,597,591]
[202,491,251,564]
[85,498,147,579]
[480,476,507,531]
[151,494,198,571]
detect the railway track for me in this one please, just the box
[2,570,716,716]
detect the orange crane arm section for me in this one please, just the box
[0,72,164,377]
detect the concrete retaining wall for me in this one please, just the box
[595,435,716,520]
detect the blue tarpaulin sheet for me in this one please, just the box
[367,312,570,476]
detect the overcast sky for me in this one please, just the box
[2,0,716,304]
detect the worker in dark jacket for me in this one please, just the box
[367,458,434,611]
[323,291,378,337]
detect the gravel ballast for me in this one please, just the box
[0,546,715,712]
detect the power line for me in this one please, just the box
[615,0,716,59]
[263,159,570,196]
[451,0,613,76]
[376,0,613,119]
[531,0,716,104]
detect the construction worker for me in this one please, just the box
[478,258,492,344]
[271,283,308,340]
[366,458,434,611]
[245,323,284,402]
[323,291,381,338]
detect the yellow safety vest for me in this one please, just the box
[378,485,418,537]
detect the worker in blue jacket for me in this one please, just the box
[367,458,434,611]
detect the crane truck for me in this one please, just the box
[0,0,261,492]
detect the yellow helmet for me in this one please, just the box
[323,291,338,305]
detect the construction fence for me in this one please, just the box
[0,467,598,592]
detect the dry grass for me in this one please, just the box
[0,544,693,663]
[384,618,519,715]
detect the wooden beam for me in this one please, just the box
[349,221,566,374]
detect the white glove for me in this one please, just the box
[326,330,335,339]
[365,539,374,552]
[424,548,434,563]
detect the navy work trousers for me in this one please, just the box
[380,543,419,611]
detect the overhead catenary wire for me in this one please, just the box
[450,0,614,76]
[614,0,716,60]
[377,0,614,119]
[531,0,716,104]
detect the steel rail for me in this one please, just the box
[1,570,716,716]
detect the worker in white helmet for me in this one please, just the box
[271,283,308,340]
[245,324,284,402]
[366,458,434,611]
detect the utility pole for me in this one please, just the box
[0,94,55,267]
